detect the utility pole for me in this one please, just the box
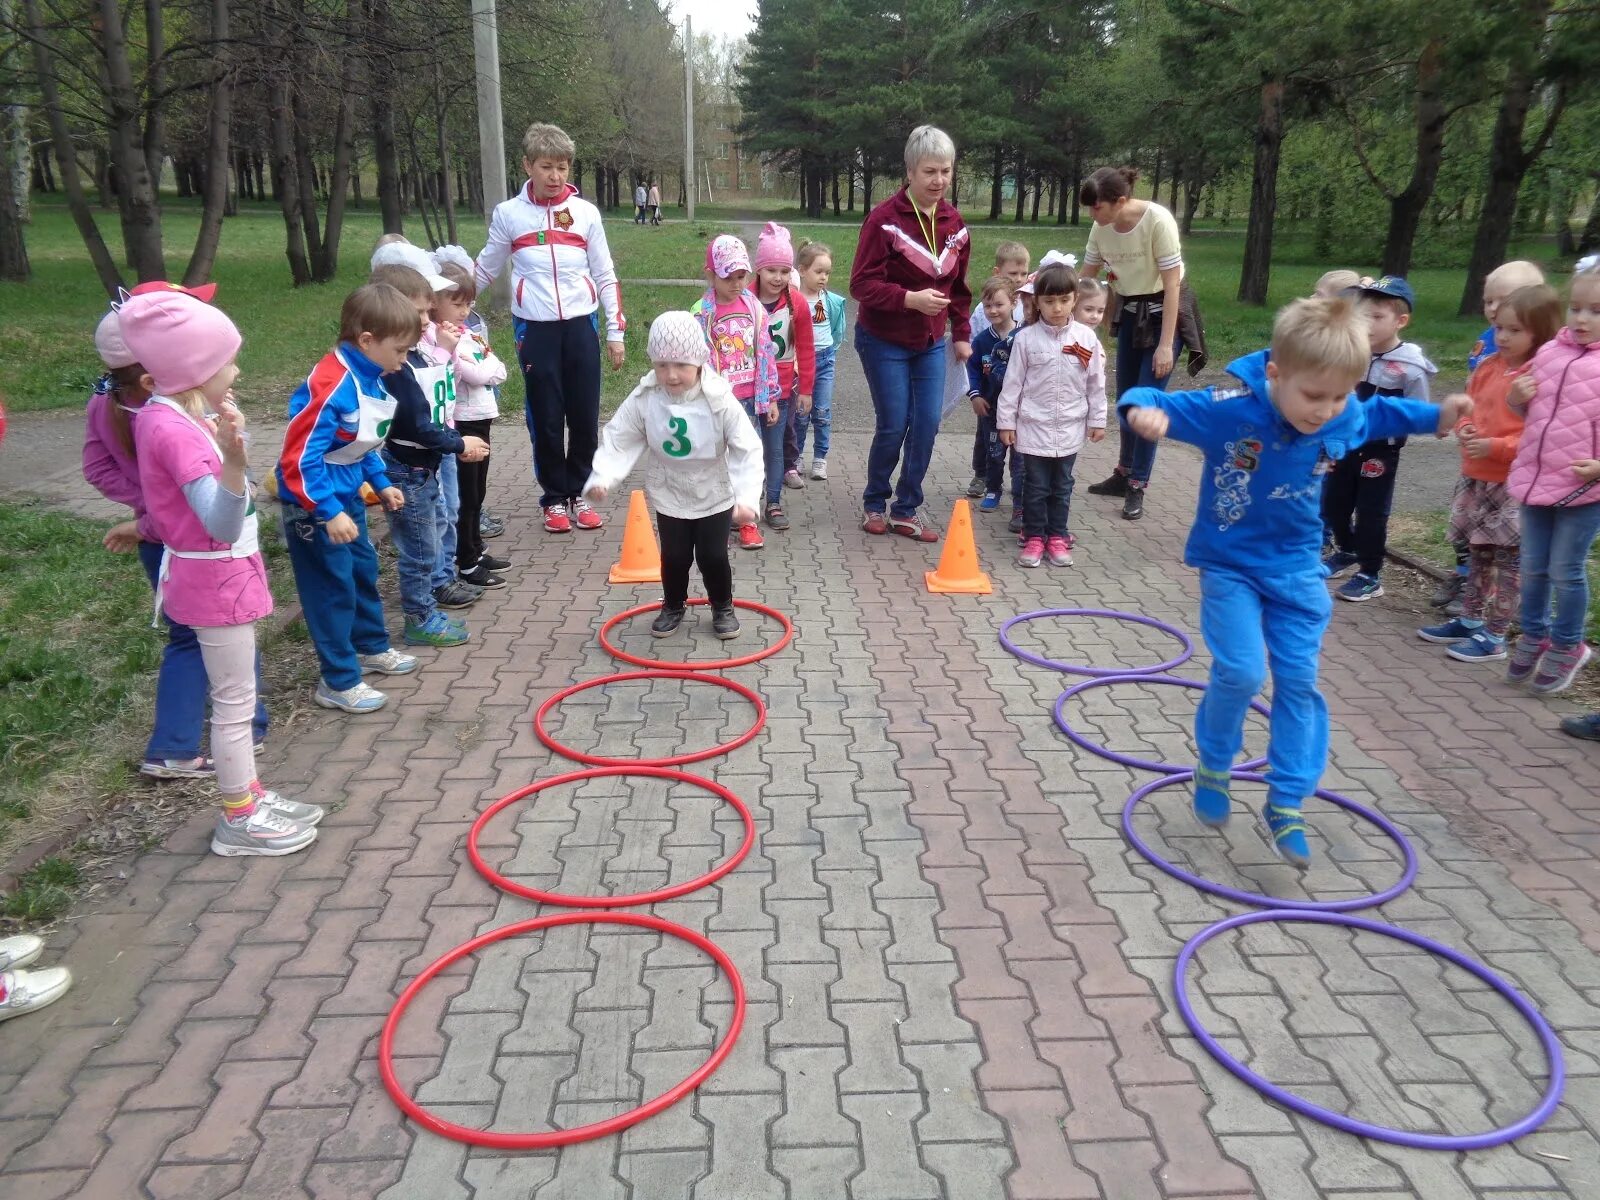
[684,15,695,223]
[471,0,511,310]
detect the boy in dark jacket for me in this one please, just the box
[965,275,1025,525]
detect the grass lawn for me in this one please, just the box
[4,198,1567,424]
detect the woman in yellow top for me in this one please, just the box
[1078,165,1185,521]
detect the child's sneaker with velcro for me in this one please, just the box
[1417,617,1478,644]
[1018,537,1044,568]
[315,680,387,714]
[404,612,470,647]
[980,492,1001,512]
[1505,635,1548,686]
[1336,572,1383,602]
[360,648,418,676]
[210,807,318,857]
[1322,548,1360,579]
[1192,768,1232,827]
[1532,641,1592,695]
[140,755,214,781]
[1262,800,1312,869]
[250,780,325,827]
[1446,630,1506,662]
[1046,536,1073,567]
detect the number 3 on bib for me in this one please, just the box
[662,415,692,457]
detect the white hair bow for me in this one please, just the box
[1576,254,1600,274]
[1039,250,1078,270]
[433,244,476,273]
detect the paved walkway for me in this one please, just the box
[3,354,1600,1199]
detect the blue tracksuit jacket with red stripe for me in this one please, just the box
[277,343,395,522]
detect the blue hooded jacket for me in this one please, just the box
[1118,350,1440,576]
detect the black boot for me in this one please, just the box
[651,606,686,637]
[712,604,741,640]
[1087,471,1129,497]
[1122,486,1145,521]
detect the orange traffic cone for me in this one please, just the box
[608,489,662,584]
[925,498,992,594]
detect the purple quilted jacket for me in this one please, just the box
[1508,328,1600,508]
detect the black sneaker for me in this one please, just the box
[434,581,482,609]
[766,504,790,531]
[459,564,507,589]
[1430,573,1465,608]
[651,607,686,637]
[1088,472,1129,497]
[1122,487,1145,521]
[1007,507,1024,534]
[477,552,512,571]
[712,604,740,639]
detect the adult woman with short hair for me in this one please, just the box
[850,124,973,542]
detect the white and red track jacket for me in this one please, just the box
[475,182,626,342]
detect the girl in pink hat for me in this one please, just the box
[117,291,322,858]
[752,222,816,526]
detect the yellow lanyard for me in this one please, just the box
[913,201,939,256]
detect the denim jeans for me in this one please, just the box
[137,541,268,760]
[856,325,947,518]
[1115,317,1182,485]
[795,344,836,461]
[1022,453,1076,540]
[741,398,791,507]
[433,452,460,592]
[381,453,445,622]
[975,415,1024,502]
[1518,501,1600,645]
[281,495,390,691]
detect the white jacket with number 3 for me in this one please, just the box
[585,369,764,520]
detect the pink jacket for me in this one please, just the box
[1508,328,1600,508]
[996,319,1107,457]
[83,390,155,541]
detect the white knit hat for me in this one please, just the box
[647,312,709,367]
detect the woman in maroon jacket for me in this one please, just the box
[850,125,973,542]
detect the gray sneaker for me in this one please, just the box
[252,782,324,827]
[315,680,388,714]
[210,808,318,857]
[360,648,419,675]
[0,966,72,1022]
[433,581,481,609]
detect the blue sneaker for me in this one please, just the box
[1192,768,1232,827]
[1336,573,1383,603]
[404,612,470,647]
[1262,801,1312,869]
[1417,617,1480,644]
[979,492,1001,512]
[1322,548,1360,579]
[1446,630,1507,662]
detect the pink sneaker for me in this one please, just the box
[1046,536,1073,567]
[1018,537,1044,568]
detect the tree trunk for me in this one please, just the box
[863,160,874,208]
[1013,159,1026,223]
[1151,148,1162,201]
[290,82,325,266]
[832,166,840,216]
[313,6,360,282]
[1182,153,1205,235]
[0,111,28,280]
[97,0,164,279]
[990,145,1003,220]
[1029,174,1042,223]
[23,0,121,293]
[1070,148,1082,225]
[1167,160,1180,213]
[370,3,403,234]
[183,0,232,287]
[1238,80,1285,305]
[433,64,457,244]
[268,76,311,285]
[1458,57,1563,314]
[142,0,165,192]
[1381,39,1447,277]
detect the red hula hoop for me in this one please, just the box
[468,765,756,908]
[534,670,767,767]
[598,598,795,670]
[379,911,746,1149]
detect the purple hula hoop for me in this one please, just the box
[1122,771,1418,912]
[998,608,1194,677]
[1176,909,1566,1149]
[1054,674,1270,775]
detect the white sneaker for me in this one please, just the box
[0,934,45,972]
[0,966,73,1022]
[314,681,387,714]
[210,808,318,857]
[810,459,828,480]
[360,648,419,676]
[251,781,325,827]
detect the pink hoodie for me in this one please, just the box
[83,390,155,541]
[1507,328,1600,508]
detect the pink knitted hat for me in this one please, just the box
[647,312,709,367]
[755,222,794,272]
[705,235,751,279]
[116,291,243,396]
[94,310,138,369]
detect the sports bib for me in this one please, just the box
[766,298,795,363]
[412,360,457,426]
[646,399,718,461]
[325,349,398,465]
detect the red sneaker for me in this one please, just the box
[888,513,939,542]
[572,498,604,530]
[543,504,572,533]
[861,511,888,535]
[738,523,765,550]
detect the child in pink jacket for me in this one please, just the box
[1505,260,1600,700]
[998,261,1106,568]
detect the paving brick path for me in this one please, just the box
[4,362,1600,1199]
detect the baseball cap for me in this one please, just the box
[705,235,751,279]
[371,242,454,291]
[128,279,219,303]
[1352,275,1415,311]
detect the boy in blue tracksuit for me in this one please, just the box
[277,284,420,715]
[965,276,1024,522]
[1120,297,1468,866]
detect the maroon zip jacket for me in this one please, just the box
[850,188,973,350]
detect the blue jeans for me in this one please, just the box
[795,344,836,460]
[741,398,790,507]
[856,326,946,518]
[1115,317,1182,485]
[137,541,268,760]
[433,452,460,592]
[1518,502,1600,646]
[1194,566,1331,807]
[381,453,445,622]
[281,494,391,691]
[974,414,1024,503]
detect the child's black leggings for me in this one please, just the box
[658,507,733,610]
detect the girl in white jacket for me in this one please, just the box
[998,263,1107,568]
[585,312,765,639]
